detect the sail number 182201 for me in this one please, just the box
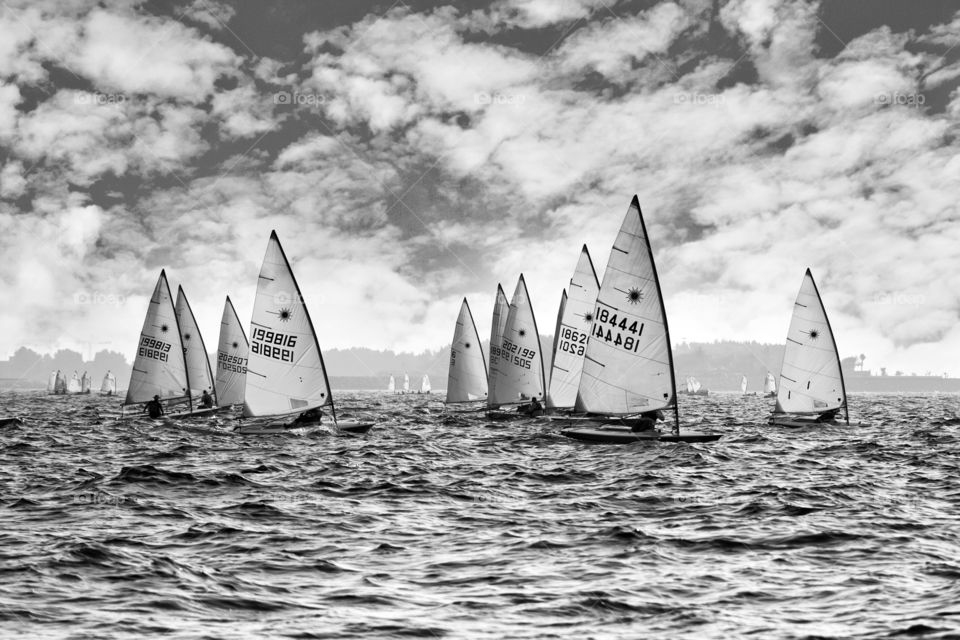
[592,306,644,352]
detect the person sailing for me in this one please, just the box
[292,407,324,425]
[144,395,164,419]
[516,396,543,416]
[199,389,214,409]
[629,409,664,432]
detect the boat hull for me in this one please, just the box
[338,421,374,434]
[560,424,720,444]
[0,417,24,428]
[769,416,838,429]
[486,410,543,420]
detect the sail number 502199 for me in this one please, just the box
[501,337,535,369]
[592,306,644,352]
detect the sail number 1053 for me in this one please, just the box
[593,306,644,352]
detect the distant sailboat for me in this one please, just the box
[402,373,410,394]
[54,370,66,394]
[560,196,719,443]
[769,269,849,427]
[215,296,249,408]
[764,371,777,397]
[66,371,82,394]
[420,374,431,394]
[445,298,488,405]
[487,274,546,418]
[387,375,396,393]
[47,371,57,394]
[121,270,192,418]
[238,231,373,435]
[175,287,217,409]
[100,371,117,396]
[740,375,756,396]
[81,371,91,394]
[683,376,709,396]
[546,246,600,410]
[487,284,509,389]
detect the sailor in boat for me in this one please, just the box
[815,408,840,423]
[292,407,324,426]
[144,395,164,419]
[199,389,214,409]
[626,409,664,432]
[516,397,543,416]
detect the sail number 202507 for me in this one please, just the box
[592,305,644,352]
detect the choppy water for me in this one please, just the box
[2,390,960,639]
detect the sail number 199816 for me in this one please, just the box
[251,328,297,362]
[592,306,644,352]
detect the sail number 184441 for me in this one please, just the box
[592,306,644,352]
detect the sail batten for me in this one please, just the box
[242,232,334,419]
[446,298,488,403]
[575,197,678,422]
[773,269,847,420]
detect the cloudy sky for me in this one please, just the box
[1,0,959,375]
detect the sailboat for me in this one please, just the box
[402,372,410,394]
[80,371,91,394]
[486,274,547,419]
[546,246,600,411]
[54,370,66,394]
[47,371,57,394]
[66,371,82,394]
[121,270,193,418]
[740,375,756,396]
[681,376,709,396]
[559,196,719,443]
[420,374,431,394]
[387,375,396,394]
[445,298,488,405]
[769,269,849,428]
[487,284,509,389]
[764,371,777,397]
[175,286,218,412]
[237,231,373,435]
[215,296,249,408]
[100,371,117,396]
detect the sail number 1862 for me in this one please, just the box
[593,306,644,353]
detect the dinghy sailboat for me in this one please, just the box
[764,371,777,397]
[486,274,547,419]
[175,287,218,409]
[445,298,488,405]
[769,269,848,428]
[67,371,82,394]
[237,231,373,435]
[100,371,117,396]
[121,270,195,418]
[487,284,509,388]
[420,374,431,394]
[215,296,249,408]
[546,246,600,411]
[387,375,396,394]
[402,373,410,394]
[47,371,58,394]
[81,371,91,394]
[559,196,720,444]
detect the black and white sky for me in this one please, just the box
[1,0,958,374]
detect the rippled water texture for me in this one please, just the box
[2,390,960,639]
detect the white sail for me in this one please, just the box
[387,375,395,393]
[764,371,777,394]
[690,377,702,393]
[242,231,333,418]
[215,295,249,407]
[547,246,600,409]
[81,371,91,393]
[67,371,82,394]
[403,373,410,393]
[446,298,488,403]
[420,374,431,393]
[548,290,567,389]
[124,270,191,407]
[486,284,509,406]
[175,287,216,402]
[100,371,117,395]
[575,196,677,416]
[55,371,66,394]
[774,269,847,416]
[488,274,546,407]
[47,371,57,393]
[740,375,748,394]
